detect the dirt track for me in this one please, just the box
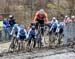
[0,48,75,59]
[0,42,10,53]
[0,42,75,59]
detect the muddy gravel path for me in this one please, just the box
[0,42,75,59]
[0,45,75,59]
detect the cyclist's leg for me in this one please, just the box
[17,37,21,50]
[28,35,32,47]
[18,35,25,50]
[15,31,18,44]
[21,36,24,50]
[9,36,15,51]
[35,23,39,29]
[59,28,64,45]
[39,20,45,36]
[20,36,25,50]
[33,35,37,48]
[41,27,44,36]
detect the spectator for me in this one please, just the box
[0,16,4,41]
[3,18,10,40]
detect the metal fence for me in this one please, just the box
[64,21,75,44]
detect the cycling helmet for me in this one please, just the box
[9,15,14,18]
[31,22,35,26]
[65,15,68,18]
[52,17,56,20]
[71,16,75,19]
[39,9,45,14]
[32,26,35,30]
[52,17,56,22]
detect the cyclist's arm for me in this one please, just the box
[24,29,28,38]
[27,28,32,38]
[56,24,60,33]
[33,12,39,23]
[44,13,49,24]
[10,26,15,35]
[17,28,20,38]
[50,24,54,31]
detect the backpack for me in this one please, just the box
[20,29,25,36]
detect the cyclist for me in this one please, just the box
[51,17,58,24]
[9,23,20,50]
[9,15,16,29]
[10,24,19,38]
[56,22,64,35]
[17,24,27,50]
[27,25,37,48]
[33,9,49,29]
[33,9,49,46]
[56,22,64,45]
[50,17,58,33]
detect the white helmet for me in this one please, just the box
[52,17,56,20]
[9,15,13,18]
[71,16,75,19]
[39,9,45,14]
[65,15,68,18]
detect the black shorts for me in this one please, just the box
[59,28,63,34]
[29,35,35,39]
[35,19,45,29]
[15,31,18,36]
[52,28,57,33]
[19,35,26,41]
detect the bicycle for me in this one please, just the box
[37,24,45,48]
[9,34,18,52]
[56,32,64,47]
[48,27,58,48]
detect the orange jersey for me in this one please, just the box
[33,11,49,24]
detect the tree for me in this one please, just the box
[66,0,75,16]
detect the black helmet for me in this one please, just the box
[32,26,35,30]
[31,22,35,26]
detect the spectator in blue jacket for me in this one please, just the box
[3,18,10,40]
